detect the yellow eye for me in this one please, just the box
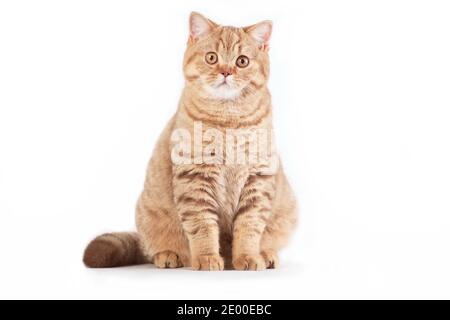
[205,52,218,65]
[236,55,249,68]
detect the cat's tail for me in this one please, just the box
[83,232,147,268]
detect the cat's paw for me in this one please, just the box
[154,250,183,268]
[232,254,266,271]
[261,250,279,269]
[191,254,224,271]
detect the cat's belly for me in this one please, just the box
[219,166,250,216]
[216,165,250,246]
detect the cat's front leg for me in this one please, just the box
[173,165,224,271]
[232,174,275,271]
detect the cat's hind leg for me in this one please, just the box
[259,203,297,269]
[260,249,279,269]
[136,199,190,269]
[153,250,184,268]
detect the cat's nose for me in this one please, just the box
[220,71,232,78]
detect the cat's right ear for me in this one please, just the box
[189,12,218,43]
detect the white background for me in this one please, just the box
[1,0,450,299]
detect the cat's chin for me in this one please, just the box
[203,84,241,101]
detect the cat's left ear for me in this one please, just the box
[244,20,272,51]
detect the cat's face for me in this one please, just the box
[183,13,272,101]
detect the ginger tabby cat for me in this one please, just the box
[83,12,297,271]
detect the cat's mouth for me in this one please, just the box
[204,81,241,100]
[201,76,242,100]
[216,81,230,88]
[216,78,230,87]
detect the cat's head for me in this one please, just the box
[183,12,272,101]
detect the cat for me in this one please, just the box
[83,12,297,271]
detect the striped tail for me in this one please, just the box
[83,232,147,268]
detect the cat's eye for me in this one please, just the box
[205,52,218,65]
[236,55,249,68]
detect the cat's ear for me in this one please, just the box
[244,20,272,51]
[189,12,218,43]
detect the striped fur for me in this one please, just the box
[83,12,297,271]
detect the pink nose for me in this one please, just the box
[221,72,232,77]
